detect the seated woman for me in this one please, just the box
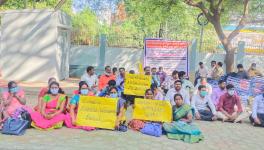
[35,77,56,112]
[128,89,162,132]
[30,81,66,130]
[98,80,120,97]
[163,94,203,143]
[64,81,95,130]
[105,87,127,129]
[191,85,217,121]
[249,94,264,127]
[171,94,193,123]
[151,83,164,100]
[0,81,27,128]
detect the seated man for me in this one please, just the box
[211,80,226,107]
[162,70,179,94]
[250,93,264,127]
[151,67,160,87]
[248,63,262,78]
[165,80,190,105]
[98,66,116,91]
[178,71,194,95]
[216,84,249,123]
[194,77,213,95]
[81,66,98,95]
[191,85,217,121]
[211,62,224,80]
[236,64,249,79]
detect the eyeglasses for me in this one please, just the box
[110,92,117,94]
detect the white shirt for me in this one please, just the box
[162,76,177,90]
[191,94,216,115]
[198,67,208,78]
[81,73,98,87]
[165,88,190,105]
[252,95,264,119]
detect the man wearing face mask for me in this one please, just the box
[211,80,226,107]
[194,77,213,96]
[248,63,262,79]
[191,85,217,121]
[217,84,248,123]
[165,80,190,106]
[98,66,116,91]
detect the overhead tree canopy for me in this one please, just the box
[128,0,263,72]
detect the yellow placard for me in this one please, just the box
[124,74,151,96]
[133,98,172,122]
[138,62,144,74]
[76,96,118,130]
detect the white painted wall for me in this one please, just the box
[70,46,264,77]
[0,9,71,82]
[70,46,143,76]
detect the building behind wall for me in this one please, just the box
[0,9,71,82]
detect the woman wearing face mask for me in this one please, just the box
[106,87,126,128]
[64,81,95,130]
[191,85,217,121]
[34,77,57,112]
[0,81,27,128]
[30,81,66,130]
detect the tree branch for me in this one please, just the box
[184,0,214,22]
[227,0,250,41]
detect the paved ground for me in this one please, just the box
[0,79,263,150]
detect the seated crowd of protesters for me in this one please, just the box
[0,62,263,140]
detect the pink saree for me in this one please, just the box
[30,95,66,129]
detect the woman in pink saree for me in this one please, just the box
[0,81,28,128]
[30,81,66,130]
[64,81,95,131]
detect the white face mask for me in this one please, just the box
[228,89,235,96]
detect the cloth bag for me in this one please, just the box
[2,118,29,136]
[128,120,145,131]
[140,122,162,137]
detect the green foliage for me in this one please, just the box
[1,0,263,49]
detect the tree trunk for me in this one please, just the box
[212,20,235,73]
[225,50,235,73]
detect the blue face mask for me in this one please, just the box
[10,87,18,93]
[200,91,208,97]
[110,93,118,98]
[80,89,89,95]
[50,88,59,95]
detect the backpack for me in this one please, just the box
[140,122,162,137]
[12,108,32,128]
